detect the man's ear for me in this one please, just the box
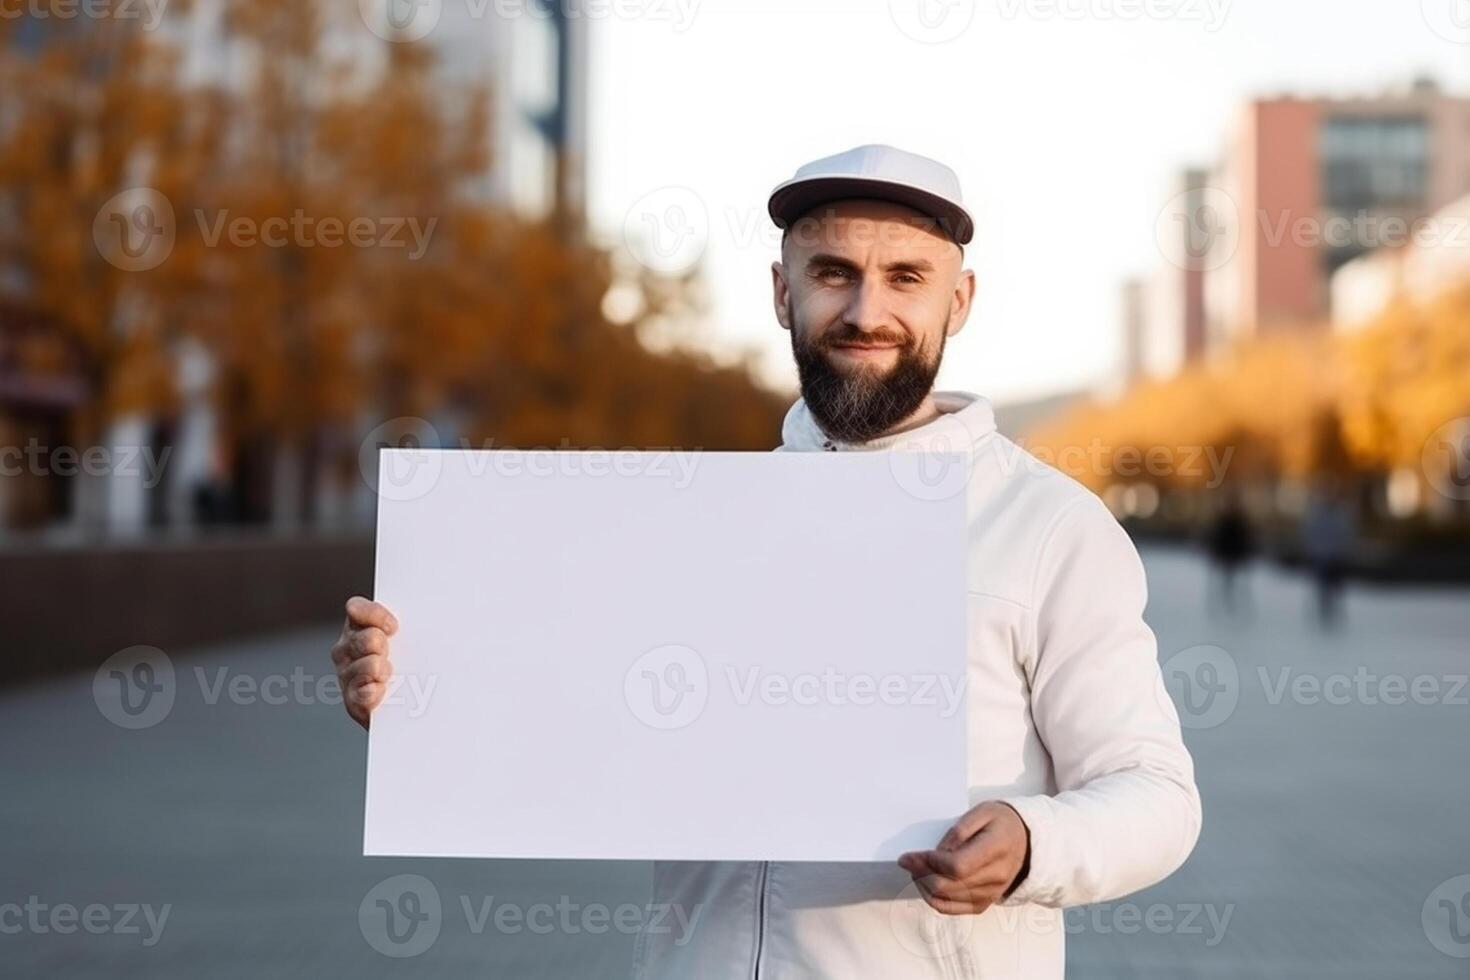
[947,268,977,338]
[771,261,793,331]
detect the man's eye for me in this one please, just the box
[893,274,920,284]
[818,267,853,281]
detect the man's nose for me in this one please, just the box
[840,277,894,334]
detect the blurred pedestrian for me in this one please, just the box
[1301,485,1356,629]
[1205,489,1254,618]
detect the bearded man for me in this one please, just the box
[331,145,1202,979]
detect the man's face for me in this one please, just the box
[772,199,974,443]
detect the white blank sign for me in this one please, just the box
[364,449,970,862]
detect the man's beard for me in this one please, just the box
[789,303,946,444]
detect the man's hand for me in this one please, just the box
[330,596,398,729]
[897,801,1031,916]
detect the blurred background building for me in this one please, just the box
[1128,77,1470,382]
[1212,77,1470,341]
[1331,189,1470,332]
[0,1,777,543]
[1040,77,1470,570]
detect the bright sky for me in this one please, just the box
[584,0,1470,405]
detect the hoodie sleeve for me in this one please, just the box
[998,493,1202,909]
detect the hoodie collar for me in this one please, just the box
[779,390,997,453]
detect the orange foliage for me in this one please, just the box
[0,2,787,466]
[1029,297,1469,494]
[1338,286,1470,471]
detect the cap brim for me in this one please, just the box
[767,175,974,246]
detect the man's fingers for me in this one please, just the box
[346,676,388,722]
[330,635,352,669]
[901,832,1014,883]
[937,801,1004,851]
[343,655,392,722]
[341,654,393,688]
[331,624,389,670]
[348,626,390,661]
[345,596,398,634]
[901,849,955,878]
[345,680,382,729]
[911,881,1005,922]
[332,629,385,668]
[902,845,985,881]
[909,865,1009,919]
[335,597,395,731]
[348,679,386,708]
[913,868,1009,903]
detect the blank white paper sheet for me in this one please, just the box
[364,448,970,862]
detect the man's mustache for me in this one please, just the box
[816,325,914,349]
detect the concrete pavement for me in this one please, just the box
[1,547,1466,977]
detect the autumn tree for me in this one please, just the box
[0,0,787,530]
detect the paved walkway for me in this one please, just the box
[1,547,1467,977]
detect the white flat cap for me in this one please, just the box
[768,144,974,246]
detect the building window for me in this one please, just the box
[1320,115,1429,212]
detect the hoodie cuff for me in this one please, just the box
[995,795,1062,907]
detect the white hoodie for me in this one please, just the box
[631,392,1201,980]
